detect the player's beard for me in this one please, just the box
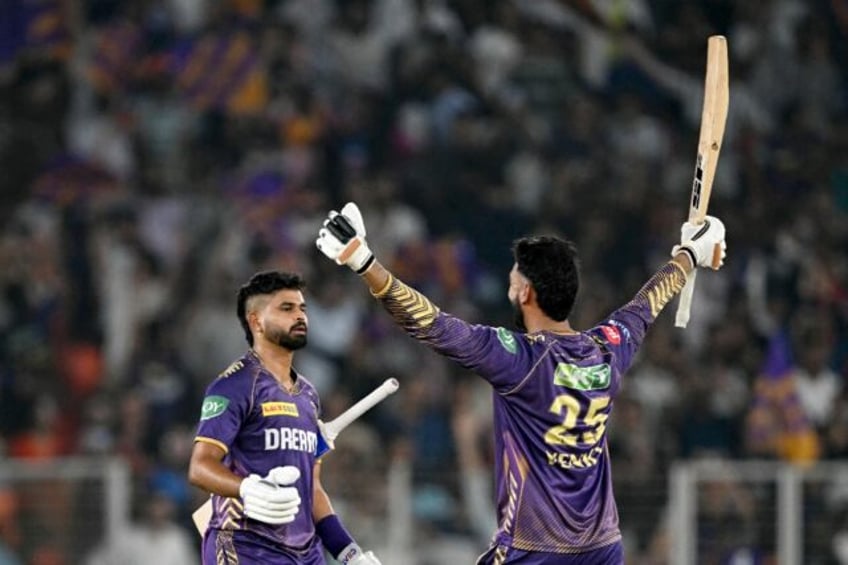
[266,323,308,351]
[510,297,527,333]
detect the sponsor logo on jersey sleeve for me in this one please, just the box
[608,319,631,342]
[200,395,230,420]
[496,327,517,354]
[599,325,621,345]
[553,363,611,391]
[261,402,299,417]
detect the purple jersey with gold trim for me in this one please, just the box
[374,262,687,554]
[194,350,322,551]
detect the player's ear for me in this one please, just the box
[519,281,532,304]
[248,310,262,335]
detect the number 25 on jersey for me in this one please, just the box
[544,395,610,448]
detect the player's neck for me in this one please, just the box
[252,344,296,389]
[525,315,576,335]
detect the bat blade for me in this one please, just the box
[688,35,729,224]
[192,497,213,535]
[676,35,729,328]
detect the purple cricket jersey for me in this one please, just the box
[194,350,323,555]
[374,262,687,555]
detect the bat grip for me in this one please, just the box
[675,270,697,328]
[711,243,723,269]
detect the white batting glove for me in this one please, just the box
[239,466,301,525]
[348,552,381,565]
[671,215,727,269]
[337,544,382,565]
[316,202,376,274]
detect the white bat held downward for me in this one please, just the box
[318,378,399,451]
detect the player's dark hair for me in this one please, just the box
[512,236,580,322]
[237,271,306,346]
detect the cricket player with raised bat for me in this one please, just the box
[316,203,726,564]
[188,271,381,565]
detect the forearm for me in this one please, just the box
[362,261,440,335]
[312,480,335,522]
[360,260,392,294]
[630,261,689,320]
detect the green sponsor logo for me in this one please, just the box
[496,327,517,354]
[553,363,611,391]
[200,395,229,420]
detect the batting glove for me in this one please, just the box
[239,466,301,525]
[337,544,382,565]
[316,202,375,274]
[671,215,727,269]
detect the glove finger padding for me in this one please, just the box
[244,486,300,510]
[244,506,297,525]
[243,494,299,513]
[267,465,301,486]
[327,214,358,242]
[316,228,347,262]
[340,202,366,236]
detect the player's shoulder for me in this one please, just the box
[206,353,260,392]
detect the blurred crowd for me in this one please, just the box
[0,0,846,563]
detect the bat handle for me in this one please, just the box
[711,242,723,269]
[675,269,698,328]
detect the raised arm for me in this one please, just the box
[603,215,727,347]
[584,215,727,380]
[316,202,527,389]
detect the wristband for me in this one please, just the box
[315,514,355,559]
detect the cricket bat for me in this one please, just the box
[675,35,729,328]
[192,378,400,535]
[315,378,399,457]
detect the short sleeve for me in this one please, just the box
[194,375,252,454]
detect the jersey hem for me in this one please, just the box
[506,531,623,554]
